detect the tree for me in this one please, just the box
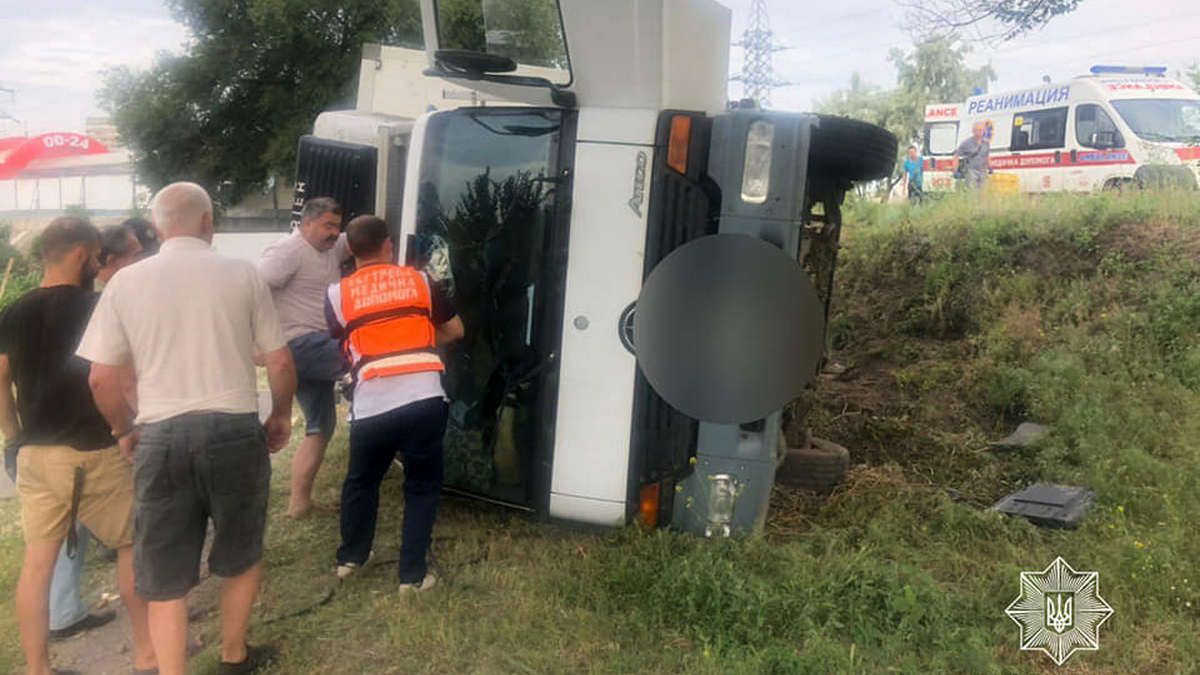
[816,36,995,195]
[101,0,423,206]
[1189,64,1200,92]
[101,1,567,206]
[901,0,1084,41]
[889,36,996,146]
[815,74,906,145]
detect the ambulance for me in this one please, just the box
[923,66,1200,193]
[290,0,895,536]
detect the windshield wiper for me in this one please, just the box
[427,49,577,108]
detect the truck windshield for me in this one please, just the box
[1111,98,1200,143]
[436,0,570,85]
[414,108,565,506]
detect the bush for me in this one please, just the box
[0,222,36,310]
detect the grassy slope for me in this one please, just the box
[1,191,1199,673]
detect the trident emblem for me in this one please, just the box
[1045,592,1074,634]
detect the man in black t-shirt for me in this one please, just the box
[0,217,155,674]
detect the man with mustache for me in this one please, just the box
[257,197,352,517]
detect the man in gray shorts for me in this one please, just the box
[79,182,297,675]
[257,197,351,517]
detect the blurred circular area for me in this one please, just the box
[634,234,825,424]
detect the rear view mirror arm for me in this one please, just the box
[425,67,578,108]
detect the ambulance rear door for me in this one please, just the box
[923,104,960,191]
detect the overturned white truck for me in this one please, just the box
[293,0,896,535]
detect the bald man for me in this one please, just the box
[955,122,991,190]
[78,182,297,675]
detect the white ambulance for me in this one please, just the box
[922,66,1200,193]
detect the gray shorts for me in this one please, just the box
[289,332,343,438]
[132,412,270,601]
[296,379,337,438]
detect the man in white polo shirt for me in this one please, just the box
[78,182,297,675]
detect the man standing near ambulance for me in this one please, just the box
[326,215,463,592]
[257,197,352,518]
[956,121,991,190]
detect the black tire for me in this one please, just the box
[776,437,850,492]
[810,115,898,183]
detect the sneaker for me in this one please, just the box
[218,644,278,675]
[398,573,438,595]
[335,550,373,580]
[49,609,116,640]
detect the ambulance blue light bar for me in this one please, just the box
[1090,65,1167,76]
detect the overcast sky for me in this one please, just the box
[1,0,1198,136]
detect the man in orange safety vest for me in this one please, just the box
[325,215,464,593]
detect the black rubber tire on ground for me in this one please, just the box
[776,437,851,492]
[809,115,899,183]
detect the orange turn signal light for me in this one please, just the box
[638,483,662,529]
[667,115,692,175]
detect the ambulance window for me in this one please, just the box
[435,0,570,85]
[1076,105,1123,149]
[1011,107,1068,151]
[925,122,958,155]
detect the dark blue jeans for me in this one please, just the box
[338,397,448,584]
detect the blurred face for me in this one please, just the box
[300,212,342,251]
[973,124,986,141]
[99,231,143,283]
[908,147,918,159]
[69,242,101,287]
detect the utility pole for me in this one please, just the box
[731,0,790,108]
[0,86,28,136]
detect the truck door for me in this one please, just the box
[409,107,574,509]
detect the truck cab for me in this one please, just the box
[294,0,895,535]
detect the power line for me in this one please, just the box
[991,11,1200,58]
[1074,34,1200,63]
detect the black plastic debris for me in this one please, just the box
[992,484,1095,529]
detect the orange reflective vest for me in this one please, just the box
[339,264,444,382]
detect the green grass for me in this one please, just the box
[2,191,1200,673]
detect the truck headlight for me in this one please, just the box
[741,121,775,204]
[705,474,738,538]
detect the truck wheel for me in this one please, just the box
[776,436,850,492]
[810,115,898,183]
